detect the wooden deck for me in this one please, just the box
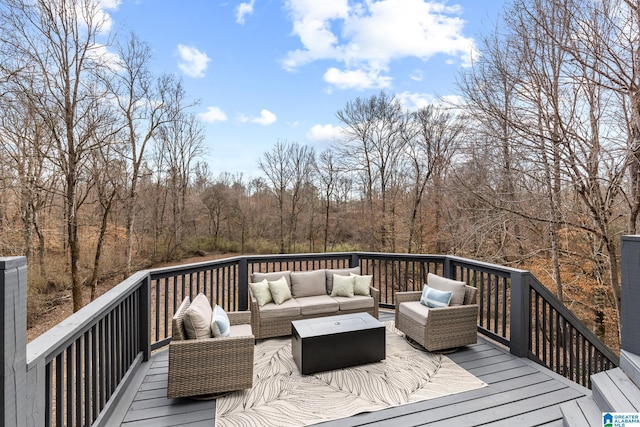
[112,312,591,427]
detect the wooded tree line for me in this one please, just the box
[0,0,636,350]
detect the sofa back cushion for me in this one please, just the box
[325,266,361,294]
[251,270,291,288]
[290,269,327,297]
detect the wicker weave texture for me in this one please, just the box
[394,286,479,352]
[167,298,255,399]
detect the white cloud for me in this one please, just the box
[198,106,228,123]
[410,70,424,82]
[282,0,478,90]
[252,109,277,125]
[236,0,255,24]
[396,91,465,113]
[396,91,437,111]
[306,124,344,143]
[323,67,391,90]
[240,109,277,125]
[176,44,211,78]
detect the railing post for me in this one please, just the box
[621,235,640,355]
[443,256,452,279]
[1,256,27,427]
[238,258,248,311]
[509,270,531,357]
[139,273,151,362]
[350,253,360,269]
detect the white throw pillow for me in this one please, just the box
[331,274,355,298]
[249,279,273,307]
[350,273,372,296]
[211,305,231,337]
[182,293,213,339]
[268,276,292,305]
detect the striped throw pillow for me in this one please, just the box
[211,305,231,337]
[420,284,452,308]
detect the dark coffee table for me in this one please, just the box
[291,312,386,375]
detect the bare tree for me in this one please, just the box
[157,111,205,252]
[405,105,464,253]
[0,0,117,311]
[108,33,188,274]
[259,140,294,253]
[315,150,341,252]
[335,92,409,251]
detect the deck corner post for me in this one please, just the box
[509,270,531,358]
[621,235,640,355]
[238,258,249,311]
[1,256,27,427]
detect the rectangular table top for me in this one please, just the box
[292,312,383,339]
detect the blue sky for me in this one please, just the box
[106,0,504,178]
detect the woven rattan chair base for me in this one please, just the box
[404,335,459,354]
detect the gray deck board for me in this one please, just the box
[115,311,592,427]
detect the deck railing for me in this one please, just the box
[2,251,620,426]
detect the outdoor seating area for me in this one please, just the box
[3,245,637,426]
[248,267,379,339]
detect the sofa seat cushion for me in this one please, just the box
[333,295,374,311]
[399,300,429,326]
[290,269,327,298]
[259,298,301,319]
[296,295,339,315]
[229,323,253,337]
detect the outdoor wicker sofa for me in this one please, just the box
[395,273,479,352]
[249,267,380,339]
[167,296,255,399]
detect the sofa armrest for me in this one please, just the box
[248,287,261,338]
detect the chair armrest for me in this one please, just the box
[227,311,251,326]
[426,304,479,324]
[395,291,422,305]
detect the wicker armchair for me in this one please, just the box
[167,297,255,399]
[395,284,479,352]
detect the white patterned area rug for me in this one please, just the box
[215,321,486,427]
